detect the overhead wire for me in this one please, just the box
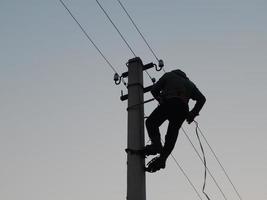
[170,153,204,200]
[116,0,166,74]
[116,0,159,62]
[196,124,243,200]
[95,0,155,83]
[58,0,127,87]
[156,139,203,200]
[95,0,136,57]
[181,126,228,200]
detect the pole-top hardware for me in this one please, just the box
[114,73,121,85]
[121,85,153,101]
[156,59,164,71]
[119,60,156,101]
[159,59,164,68]
[122,62,156,79]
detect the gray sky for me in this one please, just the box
[1,0,266,199]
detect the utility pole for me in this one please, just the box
[119,57,155,200]
[126,57,146,200]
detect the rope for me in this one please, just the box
[196,124,243,200]
[194,121,211,200]
[181,127,228,200]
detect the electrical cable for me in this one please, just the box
[181,127,228,200]
[59,0,127,87]
[170,154,204,200]
[95,0,136,57]
[158,139,203,200]
[117,0,166,75]
[196,124,243,200]
[117,0,159,62]
[96,0,155,83]
[59,0,115,73]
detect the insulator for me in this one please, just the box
[155,59,164,71]
[114,73,119,81]
[114,73,121,85]
[158,59,164,68]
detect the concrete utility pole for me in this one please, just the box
[126,57,146,200]
[120,57,155,200]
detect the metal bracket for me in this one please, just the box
[125,148,145,157]
[120,85,154,101]
[127,98,155,111]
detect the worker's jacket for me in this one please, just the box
[151,69,206,115]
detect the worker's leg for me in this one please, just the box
[145,104,167,149]
[161,120,183,159]
[161,99,187,160]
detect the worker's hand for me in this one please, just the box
[186,112,196,124]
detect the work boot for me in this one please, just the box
[145,156,166,173]
[144,144,162,156]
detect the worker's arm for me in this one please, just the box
[187,86,206,123]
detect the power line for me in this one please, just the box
[181,127,228,200]
[170,154,204,200]
[157,139,203,200]
[95,0,155,83]
[116,0,160,62]
[59,0,128,87]
[196,125,243,200]
[95,0,136,57]
[59,0,117,74]
[117,0,166,74]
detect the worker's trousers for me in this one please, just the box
[145,98,188,159]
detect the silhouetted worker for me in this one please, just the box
[145,69,206,173]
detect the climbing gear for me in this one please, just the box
[125,144,162,157]
[125,148,145,157]
[143,144,162,156]
[145,156,166,173]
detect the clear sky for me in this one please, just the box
[1,0,266,200]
